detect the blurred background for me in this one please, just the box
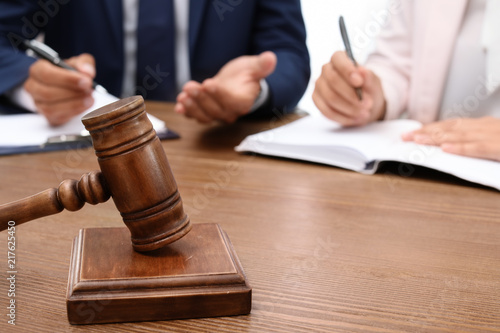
[298,0,390,114]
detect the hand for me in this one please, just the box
[24,53,96,126]
[402,117,500,161]
[312,51,386,127]
[175,51,277,124]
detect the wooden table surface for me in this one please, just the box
[0,102,499,332]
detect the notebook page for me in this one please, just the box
[378,141,500,190]
[236,115,422,163]
[236,115,500,190]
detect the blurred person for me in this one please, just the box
[313,0,500,161]
[0,0,310,126]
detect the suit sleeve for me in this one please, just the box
[0,1,40,95]
[251,0,310,115]
[364,0,413,120]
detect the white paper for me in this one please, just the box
[0,91,167,147]
[235,115,500,191]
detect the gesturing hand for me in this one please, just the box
[175,51,277,124]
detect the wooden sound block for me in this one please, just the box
[66,223,251,324]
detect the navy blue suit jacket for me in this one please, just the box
[0,0,310,114]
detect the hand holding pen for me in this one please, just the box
[21,40,99,126]
[312,16,386,127]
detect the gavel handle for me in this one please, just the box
[0,171,110,231]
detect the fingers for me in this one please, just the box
[186,81,236,121]
[176,79,246,124]
[25,82,93,126]
[313,51,388,127]
[313,52,371,126]
[312,90,366,125]
[312,51,366,126]
[204,78,256,120]
[325,61,363,104]
[28,59,93,92]
[24,55,97,126]
[176,80,242,124]
[176,52,278,125]
[402,119,464,144]
[442,142,500,161]
[67,53,96,78]
[331,51,363,88]
[359,67,386,121]
[250,51,277,80]
[37,96,95,126]
[175,87,215,124]
[313,79,371,126]
[400,117,500,161]
[412,131,473,146]
[24,79,92,104]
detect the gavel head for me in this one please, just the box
[82,96,191,252]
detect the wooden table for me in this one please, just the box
[0,102,499,332]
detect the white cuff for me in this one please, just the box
[249,79,270,113]
[4,84,37,112]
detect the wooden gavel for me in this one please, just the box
[0,96,191,252]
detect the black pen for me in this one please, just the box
[22,39,107,93]
[339,16,363,101]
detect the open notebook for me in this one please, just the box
[235,116,500,191]
[0,91,178,155]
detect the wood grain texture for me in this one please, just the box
[82,96,191,252]
[0,170,109,229]
[67,224,251,324]
[0,101,499,332]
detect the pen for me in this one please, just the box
[44,133,91,145]
[22,39,107,94]
[339,16,363,101]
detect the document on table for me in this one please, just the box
[0,91,175,155]
[235,115,500,191]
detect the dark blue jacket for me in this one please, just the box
[0,0,310,114]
